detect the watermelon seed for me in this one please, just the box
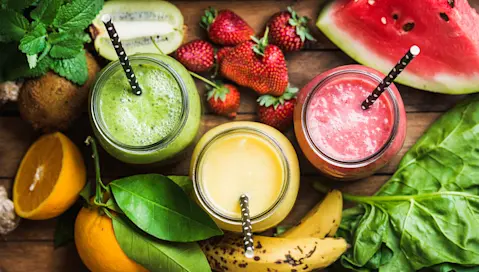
[440,12,450,22]
[448,0,455,8]
[392,14,399,20]
[402,22,415,32]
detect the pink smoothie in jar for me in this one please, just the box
[294,65,406,180]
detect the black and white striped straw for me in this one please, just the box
[362,45,420,110]
[239,194,254,258]
[101,14,142,96]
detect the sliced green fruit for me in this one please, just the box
[92,1,185,60]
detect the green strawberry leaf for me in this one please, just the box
[19,23,47,55]
[31,0,63,25]
[0,9,30,42]
[50,50,88,85]
[50,35,84,58]
[53,0,104,31]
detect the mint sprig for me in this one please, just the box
[0,0,103,84]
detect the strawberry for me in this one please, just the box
[216,47,233,65]
[175,40,214,73]
[257,85,298,131]
[207,83,241,118]
[267,6,316,52]
[219,28,289,96]
[200,7,254,46]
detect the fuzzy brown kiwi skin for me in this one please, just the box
[18,52,100,132]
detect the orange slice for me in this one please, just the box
[14,132,86,219]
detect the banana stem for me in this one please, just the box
[85,136,108,204]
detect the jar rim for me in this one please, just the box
[301,66,401,167]
[192,126,291,225]
[90,55,189,152]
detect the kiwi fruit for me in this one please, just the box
[91,1,185,60]
[18,52,100,132]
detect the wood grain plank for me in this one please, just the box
[173,0,335,50]
[0,112,441,178]
[0,243,87,272]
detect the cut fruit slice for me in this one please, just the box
[14,133,86,220]
[317,0,479,94]
[91,1,185,60]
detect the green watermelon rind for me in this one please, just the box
[316,1,479,95]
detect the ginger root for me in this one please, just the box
[0,186,20,235]
[0,81,21,106]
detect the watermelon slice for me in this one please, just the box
[317,0,479,94]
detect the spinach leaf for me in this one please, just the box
[112,215,211,272]
[110,174,223,242]
[336,96,479,271]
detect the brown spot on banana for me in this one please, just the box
[201,233,347,272]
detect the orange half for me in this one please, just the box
[14,132,86,219]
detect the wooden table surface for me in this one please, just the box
[1,0,478,271]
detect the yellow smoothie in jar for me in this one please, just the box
[190,121,300,232]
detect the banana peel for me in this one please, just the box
[201,234,348,272]
[280,189,343,239]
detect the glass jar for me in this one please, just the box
[294,65,407,180]
[190,122,300,232]
[89,54,201,164]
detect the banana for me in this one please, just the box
[280,189,343,239]
[201,234,347,272]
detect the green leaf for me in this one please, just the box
[6,54,53,80]
[48,32,70,44]
[112,215,211,272]
[0,9,29,42]
[167,176,193,194]
[54,202,82,248]
[336,95,479,271]
[49,35,83,58]
[19,23,47,55]
[0,43,19,81]
[53,0,104,31]
[79,181,92,203]
[26,54,37,68]
[110,174,223,242]
[50,50,88,84]
[31,0,63,25]
[6,0,36,11]
[105,197,123,213]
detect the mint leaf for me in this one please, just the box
[6,55,53,80]
[19,23,47,55]
[31,0,62,25]
[0,9,29,42]
[48,32,70,44]
[53,0,104,31]
[51,51,88,84]
[73,31,91,43]
[50,36,83,58]
[7,0,37,11]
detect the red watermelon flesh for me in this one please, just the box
[317,0,479,94]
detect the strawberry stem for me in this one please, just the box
[189,71,220,89]
[252,28,270,56]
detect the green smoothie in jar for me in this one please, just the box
[89,54,201,164]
